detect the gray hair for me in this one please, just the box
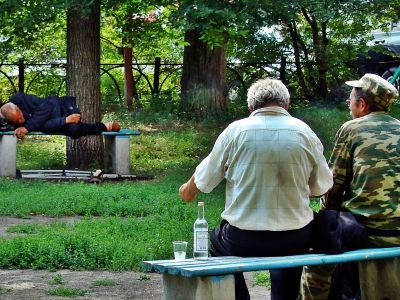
[246,78,290,110]
[0,102,18,120]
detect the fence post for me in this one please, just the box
[279,56,286,84]
[153,57,161,95]
[18,58,25,93]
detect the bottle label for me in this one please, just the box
[195,231,208,251]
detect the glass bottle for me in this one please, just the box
[193,201,209,258]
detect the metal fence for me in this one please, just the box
[1,57,398,104]
[0,57,289,101]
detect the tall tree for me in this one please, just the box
[66,1,103,168]
[180,30,228,117]
[261,0,399,101]
[174,0,257,118]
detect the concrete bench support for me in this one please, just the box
[0,129,140,177]
[163,273,235,300]
[0,135,17,177]
[104,135,130,175]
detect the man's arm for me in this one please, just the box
[179,175,201,202]
[321,125,352,210]
[178,126,230,202]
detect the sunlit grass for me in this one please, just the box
[2,104,393,271]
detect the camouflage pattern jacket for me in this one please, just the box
[322,112,400,232]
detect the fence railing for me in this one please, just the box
[0,57,291,100]
[1,57,399,102]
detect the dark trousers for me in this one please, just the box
[210,220,313,300]
[42,122,107,139]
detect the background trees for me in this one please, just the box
[0,0,399,168]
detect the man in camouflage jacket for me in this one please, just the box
[301,73,400,299]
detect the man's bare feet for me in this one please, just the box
[104,122,121,132]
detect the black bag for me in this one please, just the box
[0,115,15,131]
[312,210,368,254]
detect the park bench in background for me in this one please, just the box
[142,247,400,300]
[0,129,140,178]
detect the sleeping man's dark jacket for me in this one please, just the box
[9,93,107,139]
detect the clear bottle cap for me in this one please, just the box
[198,202,204,206]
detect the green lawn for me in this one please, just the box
[1,104,399,272]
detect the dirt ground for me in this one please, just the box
[0,216,270,299]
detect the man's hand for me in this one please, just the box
[14,127,28,139]
[179,175,201,203]
[66,114,81,124]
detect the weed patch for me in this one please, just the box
[253,271,270,287]
[48,274,64,285]
[47,286,87,297]
[6,224,46,234]
[93,278,117,286]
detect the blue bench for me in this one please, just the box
[0,129,140,177]
[142,247,400,300]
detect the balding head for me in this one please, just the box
[0,103,25,125]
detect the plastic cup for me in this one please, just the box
[173,241,187,261]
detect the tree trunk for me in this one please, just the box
[286,22,313,100]
[301,8,329,100]
[180,30,227,118]
[66,2,103,169]
[123,46,137,111]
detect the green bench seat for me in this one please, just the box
[142,247,400,300]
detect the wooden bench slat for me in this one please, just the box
[143,257,240,274]
[143,247,400,277]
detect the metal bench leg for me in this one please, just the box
[0,135,17,178]
[162,273,235,300]
[104,135,130,175]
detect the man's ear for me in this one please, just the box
[359,97,369,113]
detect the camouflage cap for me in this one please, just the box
[346,73,399,110]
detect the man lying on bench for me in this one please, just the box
[0,92,120,139]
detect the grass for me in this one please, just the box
[48,274,64,285]
[254,271,271,288]
[0,104,399,275]
[93,278,117,286]
[6,224,46,234]
[47,286,87,297]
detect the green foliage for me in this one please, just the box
[253,271,270,288]
[291,104,351,157]
[6,224,46,235]
[47,286,87,297]
[93,278,117,286]
[16,136,66,170]
[1,104,399,272]
[173,0,262,49]
[49,274,64,285]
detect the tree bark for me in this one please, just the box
[301,7,329,100]
[123,46,137,111]
[286,22,313,100]
[180,30,228,118]
[66,2,104,169]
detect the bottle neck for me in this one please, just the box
[197,205,204,219]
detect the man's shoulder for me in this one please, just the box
[341,113,400,130]
[9,93,41,104]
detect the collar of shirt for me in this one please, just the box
[250,106,291,117]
